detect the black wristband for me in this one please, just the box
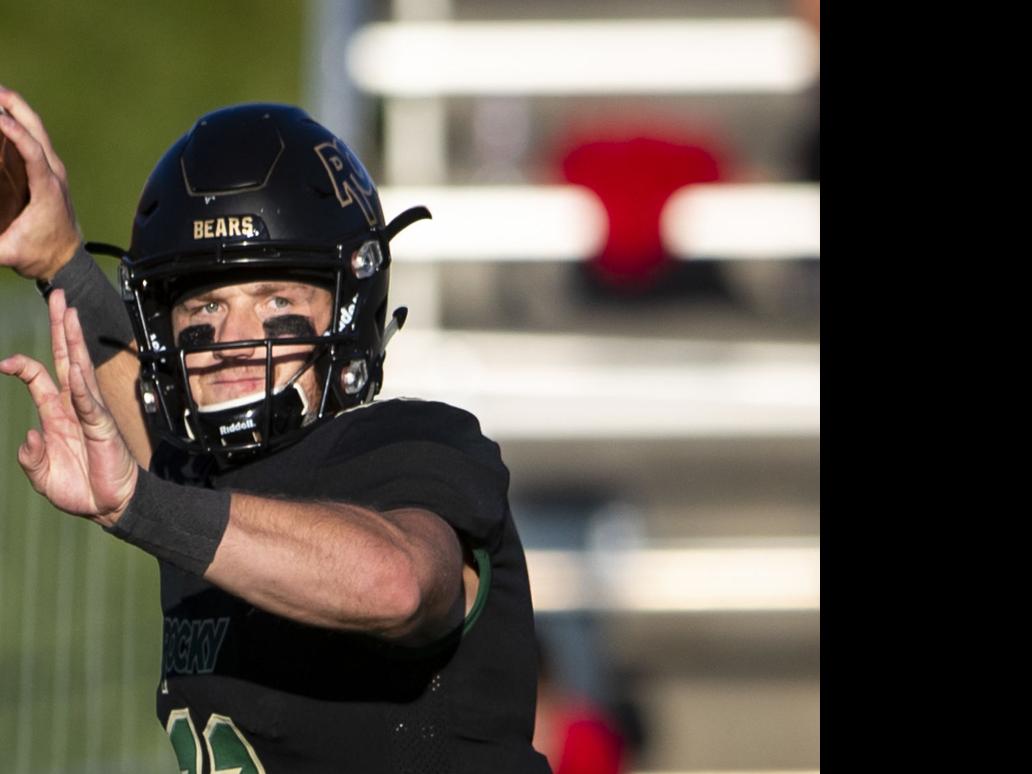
[105,467,231,576]
[40,244,135,367]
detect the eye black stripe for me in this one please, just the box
[176,316,317,349]
[263,315,316,338]
[177,324,215,348]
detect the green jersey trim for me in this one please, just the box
[463,547,492,636]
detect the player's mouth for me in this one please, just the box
[191,354,311,406]
[207,376,265,401]
[213,375,264,387]
[195,365,266,402]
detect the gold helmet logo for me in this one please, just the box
[191,215,261,240]
[314,140,378,226]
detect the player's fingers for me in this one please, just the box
[0,87,66,181]
[49,289,71,389]
[0,353,60,408]
[0,88,51,145]
[0,107,53,184]
[64,307,106,408]
[69,362,114,438]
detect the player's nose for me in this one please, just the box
[214,307,262,360]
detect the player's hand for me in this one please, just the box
[0,87,82,281]
[0,290,137,527]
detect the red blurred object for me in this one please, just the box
[0,121,30,234]
[561,134,721,287]
[552,709,625,774]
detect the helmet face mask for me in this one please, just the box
[115,104,428,462]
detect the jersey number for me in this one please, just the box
[166,709,266,774]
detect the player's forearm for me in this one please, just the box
[210,494,429,634]
[106,469,462,640]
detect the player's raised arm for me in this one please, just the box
[0,88,153,466]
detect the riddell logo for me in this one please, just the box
[219,418,256,436]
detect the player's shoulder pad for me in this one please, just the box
[309,399,511,544]
[317,398,501,465]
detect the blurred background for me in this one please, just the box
[0,1,819,772]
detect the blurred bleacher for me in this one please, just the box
[352,2,821,772]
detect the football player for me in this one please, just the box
[0,88,551,773]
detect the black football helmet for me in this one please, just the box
[102,103,428,461]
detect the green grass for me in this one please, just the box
[0,3,304,770]
[0,0,305,282]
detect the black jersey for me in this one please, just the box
[149,399,551,774]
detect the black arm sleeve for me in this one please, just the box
[38,243,134,366]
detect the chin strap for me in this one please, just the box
[382,306,408,353]
[83,241,128,259]
[385,206,432,241]
[184,381,309,453]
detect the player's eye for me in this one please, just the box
[270,296,292,310]
[186,300,221,315]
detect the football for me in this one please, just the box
[0,111,30,234]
